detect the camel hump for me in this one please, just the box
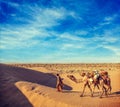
[100,71,108,76]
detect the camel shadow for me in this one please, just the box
[114,91,120,95]
[105,91,120,98]
[93,91,120,98]
[63,90,80,93]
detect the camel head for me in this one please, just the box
[80,72,86,77]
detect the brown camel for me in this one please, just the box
[67,73,95,97]
[79,72,94,97]
[67,71,112,98]
[80,71,112,98]
[98,71,112,98]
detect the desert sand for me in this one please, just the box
[0,63,120,107]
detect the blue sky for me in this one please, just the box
[0,0,120,63]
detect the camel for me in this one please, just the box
[87,71,112,98]
[80,71,112,98]
[67,71,112,98]
[67,73,94,97]
[98,71,112,98]
[79,72,94,97]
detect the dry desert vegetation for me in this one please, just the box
[0,63,120,107]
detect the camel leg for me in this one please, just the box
[92,84,96,97]
[97,84,100,90]
[109,81,112,94]
[105,88,108,97]
[109,86,112,94]
[100,86,106,98]
[87,84,93,97]
[106,79,112,95]
[96,84,101,96]
[92,80,100,96]
[80,84,87,97]
[106,85,112,95]
[99,88,104,98]
[104,85,111,97]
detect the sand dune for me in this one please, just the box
[0,63,120,107]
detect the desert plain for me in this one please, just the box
[0,63,120,107]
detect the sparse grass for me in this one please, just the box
[9,63,120,73]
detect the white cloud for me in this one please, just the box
[30,7,67,28]
[68,11,83,20]
[75,30,88,36]
[0,7,65,49]
[104,14,117,21]
[61,43,83,50]
[59,33,85,41]
[92,26,120,44]
[0,35,39,49]
[102,45,120,56]
[0,2,87,50]
[93,35,118,44]
[1,4,81,49]
[56,25,120,53]
[99,14,118,26]
[0,26,41,49]
[1,0,20,7]
[93,14,119,31]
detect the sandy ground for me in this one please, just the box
[0,63,120,107]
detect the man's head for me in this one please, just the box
[57,73,59,76]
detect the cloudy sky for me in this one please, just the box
[0,0,120,63]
